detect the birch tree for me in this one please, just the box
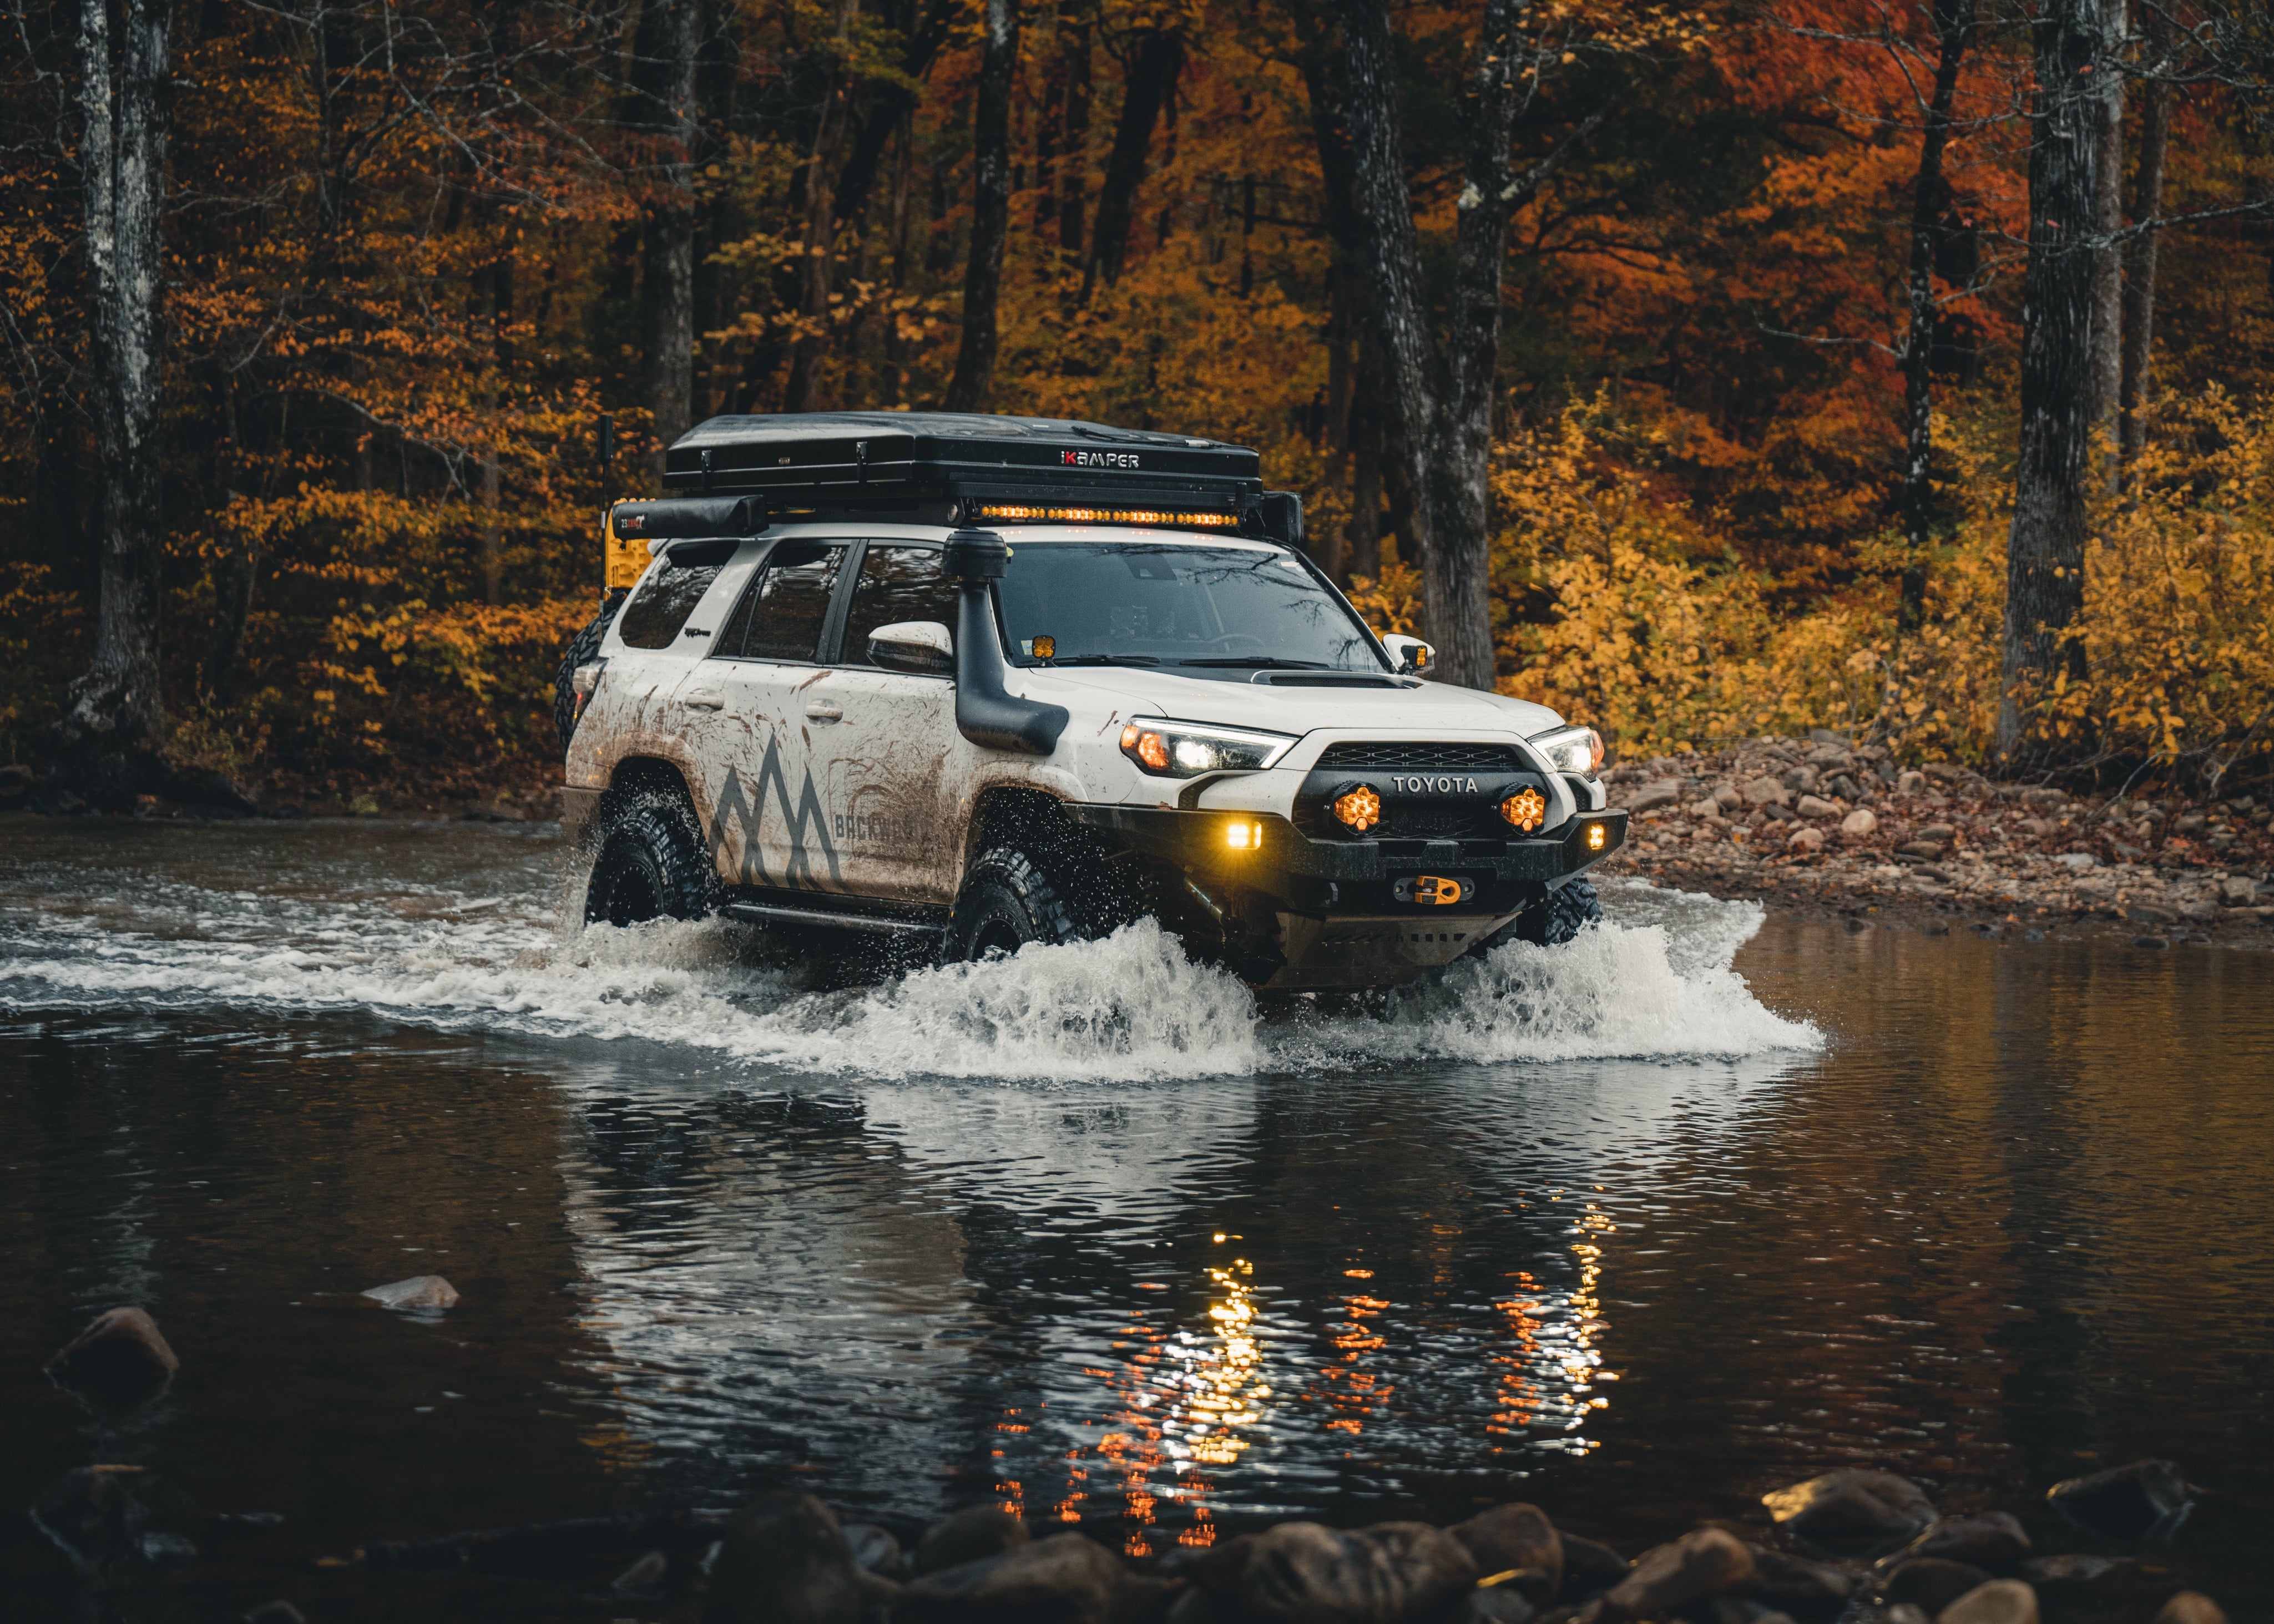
[57,0,174,805]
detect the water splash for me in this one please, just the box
[0,829,1816,1078]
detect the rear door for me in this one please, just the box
[675,539,853,892]
[800,541,966,903]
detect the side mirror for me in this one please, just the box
[1381,634,1433,676]
[869,621,954,676]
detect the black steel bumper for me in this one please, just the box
[1067,803,1627,920]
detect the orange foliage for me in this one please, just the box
[2,0,2268,795]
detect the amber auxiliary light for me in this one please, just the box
[1332,783,1381,833]
[1500,787,1547,832]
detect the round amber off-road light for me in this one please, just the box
[1500,787,1547,832]
[1332,784,1382,832]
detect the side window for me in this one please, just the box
[842,545,961,669]
[616,540,737,649]
[715,542,846,662]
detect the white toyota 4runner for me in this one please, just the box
[558,412,1625,990]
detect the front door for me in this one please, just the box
[800,540,966,903]
[676,539,852,893]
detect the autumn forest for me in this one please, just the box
[3,0,2270,810]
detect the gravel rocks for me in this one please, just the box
[1599,739,2273,939]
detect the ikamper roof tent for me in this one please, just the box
[663,411,1272,528]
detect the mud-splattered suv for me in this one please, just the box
[558,412,1624,990]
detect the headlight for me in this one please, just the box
[1529,724,1604,778]
[1119,721,1295,778]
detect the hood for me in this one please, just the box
[1018,665,1566,740]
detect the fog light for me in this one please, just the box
[1587,822,1607,851]
[1332,784,1381,832]
[1226,820,1264,851]
[1500,787,1547,832]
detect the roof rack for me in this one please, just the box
[659,411,1298,543]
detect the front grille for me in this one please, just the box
[1314,741,1525,771]
[1387,805,1509,840]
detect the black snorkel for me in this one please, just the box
[942,528,1069,755]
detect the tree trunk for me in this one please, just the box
[1294,17,1368,584]
[2118,74,2171,469]
[60,0,175,805]
[1340,0,1596,690]
[943,0,1018,411]
[631,0,699,473]
[1058,11,1091,256]
[1998,0,2101,763]
[1082,29,1181,299]
[828,0,953,250]
[783,76,843,413]
[1897,0,1975,635]
[2088,0,2126,483]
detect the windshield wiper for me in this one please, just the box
[1045,654,1163,666]
[1173,656,1336,669]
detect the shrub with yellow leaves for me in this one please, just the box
[1359,388,2273,787]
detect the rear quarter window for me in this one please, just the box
[616,540,739,648]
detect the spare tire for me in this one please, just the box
[552,593,624,751]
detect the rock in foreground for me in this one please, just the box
[2046,1459,2196,1539]
[44,1306,180,1405]
[898,1531,1122,1623]
[1598,1527,1753,1621]
[361,1274,461,1312]
[1938,1579,2039,1624]
[1237,1521,1478,1623]
[1761,1470,1935,1547]
[703,1493,860,1624]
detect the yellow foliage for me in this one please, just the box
[1448,388,2274,783]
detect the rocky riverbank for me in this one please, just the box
[1594,737,2273,945]
[150,1457,2223,1624]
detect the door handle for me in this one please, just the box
[683,690,725,711]
[804,701,843,722]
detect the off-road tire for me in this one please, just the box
[1468,876,1604,957]
[584,791,720,927]
[553,594,623,751]
[946,844,1094,962]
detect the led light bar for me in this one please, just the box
[977,504,1240,528]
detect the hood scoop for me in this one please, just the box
[1249,671,1413,688]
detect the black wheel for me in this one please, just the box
[583,790,720,927]
[1468,876,1603,956]
[553,594,624,751]
[946,844,1096,961]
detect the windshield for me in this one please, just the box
[994,540,1387,671]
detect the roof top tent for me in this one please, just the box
[659,410,1301,545]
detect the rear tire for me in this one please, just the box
[553,594,623,751]
[1468,876,1603,956]
[584,791,720,927]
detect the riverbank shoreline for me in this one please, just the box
[1594,736,2273,949]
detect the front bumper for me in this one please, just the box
[1068,803,1627,988]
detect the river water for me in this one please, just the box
[2,816,2268,1620]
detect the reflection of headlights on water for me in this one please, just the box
[1529,723,1605,777]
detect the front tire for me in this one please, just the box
[1468,876,1603,956]
[584,792,720,927]
[945,844,1094,961]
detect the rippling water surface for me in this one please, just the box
[2,816,2268,1618]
